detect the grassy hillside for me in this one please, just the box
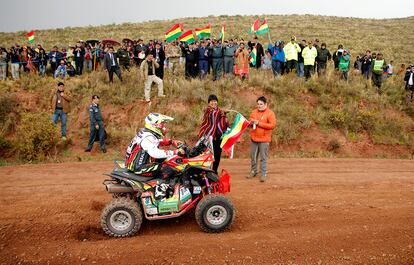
[0,15,414,164]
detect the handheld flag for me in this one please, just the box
[220,113,251,152]
[219,22,226,42]
[255,20,269,35]
[178,30,195,44]
[165,24,183,42]
[248,19,260,34]
[27,31,35,44]
[195,24,212,39]
[249,47,257,66]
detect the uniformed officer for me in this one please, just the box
[85,95,106,153]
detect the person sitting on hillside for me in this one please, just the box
[54,60,67,79]
[66,62,76,77]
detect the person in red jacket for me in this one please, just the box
[247,96,276,182]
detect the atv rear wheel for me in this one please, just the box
[195,194,235,233]
[101,197,143,237]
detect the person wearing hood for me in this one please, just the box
[267,39,285,77]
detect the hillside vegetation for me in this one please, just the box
[0,15,414,164]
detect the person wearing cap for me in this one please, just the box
[198,94,228,173]
[302,41,318,80]
[316,43,332,76]
[223,39,237,77]
[371,53,387,92]
[247,96,276,182]
[85,95,106,153]
[166,41,181,74]
[54,60,68,78]
[197,41,209,79]
[50,82,71,140]
[283,36,301,74]
[209,39,224,81]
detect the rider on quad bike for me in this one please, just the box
[125,113,185,199]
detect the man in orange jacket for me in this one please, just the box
[247,96,276,182]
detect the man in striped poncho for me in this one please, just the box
[198,94,228,173]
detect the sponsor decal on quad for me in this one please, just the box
[193,186,202,194]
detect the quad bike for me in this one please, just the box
[100,137,235,237]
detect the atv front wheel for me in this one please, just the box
[101,197,143,237]
[195,194,235,233]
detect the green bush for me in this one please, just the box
[16,113,60,161]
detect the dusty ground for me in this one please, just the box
[0,159,413,265]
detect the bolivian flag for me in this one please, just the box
[195,24,211,39]
[165,24,183,42]
[220,113,250,152]
[256,20,269,35]
[179,30,195,44]
[249,47,257,66]
[219,22,226,41]
[27,31,35,44]
[248,19,260,34]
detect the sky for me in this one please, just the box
[0,0,412,33]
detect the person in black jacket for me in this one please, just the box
[182,42,199,79]
[316,43,332,76]
[103,47,122,83]
[248,36,265,69]
[332,44,344,70]
[73,43,85,75]
[360,51,372,79]
[38,49,48,77]
[404,65,414,102]
[151,42,166,80]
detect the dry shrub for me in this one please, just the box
[16,112,60,161]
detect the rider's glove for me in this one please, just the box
[176,148,186,157]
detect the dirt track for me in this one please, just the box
[0,158,413,265]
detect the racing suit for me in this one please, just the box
[125,128,180,179]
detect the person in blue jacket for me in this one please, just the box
[267,40,285,77]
